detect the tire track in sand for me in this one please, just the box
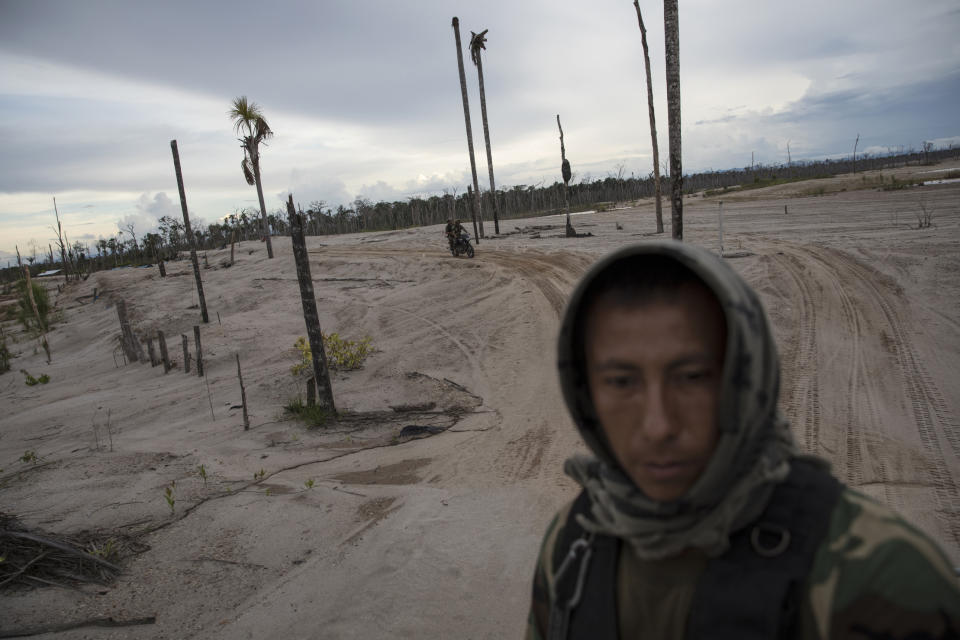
[768,241,958,545]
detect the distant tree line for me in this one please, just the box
[1,143,956,285]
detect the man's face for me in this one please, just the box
[584,284,726,502]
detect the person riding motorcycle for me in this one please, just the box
[445,218,466,252]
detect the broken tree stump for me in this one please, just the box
[115,299,141,363]
[287,195,336,412]
[181,334,191,374]
[146,336,158,367]
[158,260,166,277]
[158,331,171,373]
[193,325,204,377]
[236,354,250,431]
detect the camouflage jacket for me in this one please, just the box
[526,488,960,639]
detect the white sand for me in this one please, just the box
[1,162,958,638]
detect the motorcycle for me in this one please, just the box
[450,231,475,258]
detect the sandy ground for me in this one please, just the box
[1,161,958,638]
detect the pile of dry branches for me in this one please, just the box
[0,513,144,591]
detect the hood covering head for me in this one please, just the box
[558,240,804,558]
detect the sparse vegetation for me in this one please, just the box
[20,450,40,465]
[164,482,176,514]
[291,334,373,374]
[284,397,335,428]
[916,197,934,229]
[22,370,50,386]
[15,280,51,332]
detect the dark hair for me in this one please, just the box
[573,254,722,364]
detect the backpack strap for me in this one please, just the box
[548,490,620,640]
[686,457,842,639]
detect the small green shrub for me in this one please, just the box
[284,397,334,428]
[15,280,51,331]
[22,370,50,386]
[291,333,373,375]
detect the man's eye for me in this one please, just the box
[678,369,713,383]
[604,375,634,389]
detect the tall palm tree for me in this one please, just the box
[633,1,664,234]
[229,96,275,258]
[451,17,483,241]
[664,0,682,240]
[470,28,500,235]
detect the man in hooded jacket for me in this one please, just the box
[526,241,959,639]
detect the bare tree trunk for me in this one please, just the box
[634,1,664,234]
[474,44,500,235]
[557,115,575,236]
[452,17,484,241]
[230,230,236,266]
[158,331,171,373]
[116,299,143,363]
[23,267,51,364]
[193,325,204,377]
[53,197,69,283]
[252,157,274,259]
[181,334,191,374]
[287,195,335,412]
[170,140,210,323]
[664,0,683,240]
[236,354,250,430]
[852,133,860,174]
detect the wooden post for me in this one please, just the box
[287,195,335,412]
[236,354,250,431]
[147,336,158,367]
[230,230,236,266]
[170,140,210,323]
[158,330,171,373]
[116,299,140,363]
[158,260,166,277]
[181,334,191,374]
[93,287,98,301]
[193,325,204,377]
[306,377,316,407]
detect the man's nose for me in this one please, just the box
[639,382,675,444]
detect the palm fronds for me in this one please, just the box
[469,29,488,66]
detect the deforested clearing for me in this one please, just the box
[1,165,958,638]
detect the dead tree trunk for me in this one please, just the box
[664,0,683,240]
[158,260,166,277]
[170,140,210,323]
[115,299,142,363]
[557,115,575,237]
[146,336,158,367]
[452,17,484,241]
[181,334,191,374]
[236,354,250,430]
[23,267,51,364]
[633,0,664,233]
[193,325,204,377]
[471,29,500,235]
[158,331,171,373]
[287,195,335,412]
[230,230,237,266]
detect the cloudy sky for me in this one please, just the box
[1,0,958,263]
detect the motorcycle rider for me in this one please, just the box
[445,218,466,253]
